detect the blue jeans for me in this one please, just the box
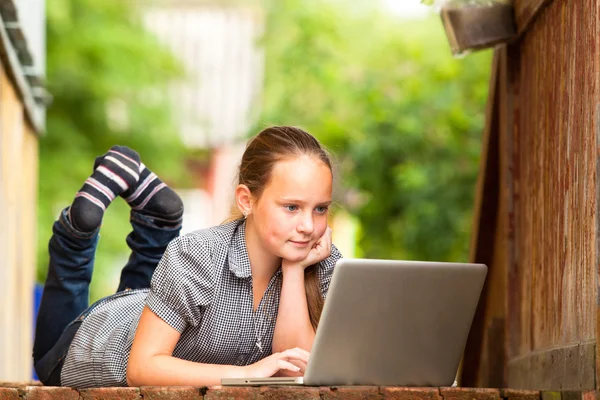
[32,207,181,385]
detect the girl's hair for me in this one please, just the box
[229,125,332,330]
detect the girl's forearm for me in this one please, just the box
[127,355,245,387]
[272,267,315,353]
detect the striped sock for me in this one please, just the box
[122,163,183,228]
[69,146,140,232]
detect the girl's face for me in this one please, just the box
[250,155,333,263]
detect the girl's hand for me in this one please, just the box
[242,348,310,378]
[283,227,332,271]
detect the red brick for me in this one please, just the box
[259,386,320,399]
[582,392,599,400]
[204,386,260,400]
[80,387,141,400]
[0,388,19,400]
[140,386,202,400]
[22,386,80,400]
[501,389,540,400]
[320,386,382,400]
[383,387,442,400]
[560,392,600,400]
[441,388,500,400]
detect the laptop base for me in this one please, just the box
[222,377,304,386]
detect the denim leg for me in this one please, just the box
[33,207,99,363]
[116,210,181,292]
[34,319,82,386]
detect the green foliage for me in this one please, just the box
[39,0,491,300]
[260,0,491,261]
[40,0,192,299]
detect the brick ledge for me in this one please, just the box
[0,385,597,400]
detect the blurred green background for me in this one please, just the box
[38,0,491,302]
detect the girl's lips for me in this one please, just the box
[289,240,310,246]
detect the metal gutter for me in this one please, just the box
[0,4,46,134]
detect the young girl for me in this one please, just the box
[33,126,342,388]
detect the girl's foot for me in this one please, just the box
[69,146,141,232]
[122,162,184,228]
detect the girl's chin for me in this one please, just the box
[280,249,311,263]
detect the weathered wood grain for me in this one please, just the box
[507,341,596,390]
[467,0,600,389]
[514,0,554,35]
[514,0,597,354]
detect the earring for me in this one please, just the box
[243,210,248,219]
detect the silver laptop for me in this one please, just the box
[222,258,487,387]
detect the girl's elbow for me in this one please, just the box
[126,358,143,387]
[126,366,138,387]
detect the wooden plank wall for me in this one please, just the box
[506,0,599,389]
[466,0,600,390]
[0,61,38,380]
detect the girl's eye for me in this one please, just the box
[285,205,298,212]
[315,206,329,214]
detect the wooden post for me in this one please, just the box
[0,58,36,381]
[461,49,501,387]
[596,99,600,391]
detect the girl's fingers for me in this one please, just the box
[281,348,309,364]
[294,347,310,359]
[277,359,301,372]
[319,228,332,254]
[292,360,307,373]
[317,228,331,247]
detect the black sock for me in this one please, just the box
[122,162,183,228]
[69,146,140,232]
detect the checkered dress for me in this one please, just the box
[61,220,342,388]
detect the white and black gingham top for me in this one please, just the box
[61,219,342,388]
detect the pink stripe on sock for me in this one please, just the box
[133,182,167,210]
[76,192,106,211]
[125,173,157,203]
[86,177,115,201]
[108,149,138,167]
[97,166,128,191]
[105,155,139,181]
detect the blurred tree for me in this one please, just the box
[40,0,191,300]
[260,0,491,261]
